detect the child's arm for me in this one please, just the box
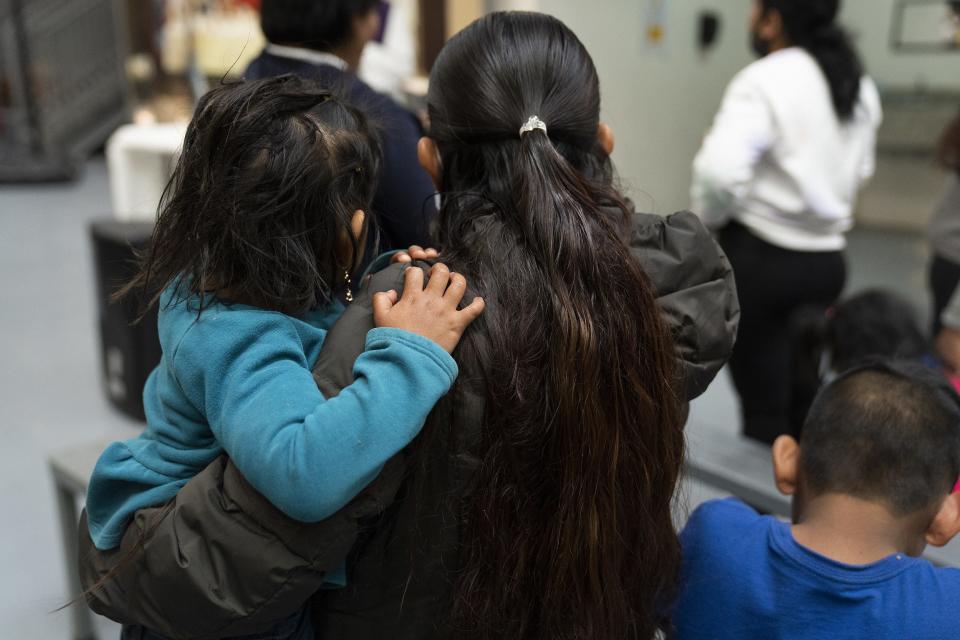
[178,265,483,523]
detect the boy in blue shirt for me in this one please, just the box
[674,360,960,639]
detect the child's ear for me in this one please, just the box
[597,123,615,156]
[417,137,442,190]
[771,435,801,497]
[337,210,367,268]
[926,492,960,548]
[350,210,366,241]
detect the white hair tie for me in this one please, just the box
[519,115,547,138]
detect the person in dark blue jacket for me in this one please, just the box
[245,0,436,251]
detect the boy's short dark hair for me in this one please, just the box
[801,360,960,516]
[260,0,380,51]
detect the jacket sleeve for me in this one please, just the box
[78,454,406,640]
[630,210,740,400]
[77,266,410,639]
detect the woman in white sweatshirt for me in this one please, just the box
[691,0,882,444]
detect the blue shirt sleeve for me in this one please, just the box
[173,313,457,522]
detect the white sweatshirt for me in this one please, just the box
[691,47,882,252]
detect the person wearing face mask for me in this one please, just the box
[691,0,882,445]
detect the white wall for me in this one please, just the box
[841,0,960,91]
[840,0,960,230]
[537,1,751,213]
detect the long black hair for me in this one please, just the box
[116,74,381,316]
[427,12,685,639]
[760,0,864,120]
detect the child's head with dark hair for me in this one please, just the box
[260,0,380,52]
[826,290,929,373]
[801,362,960,515]
[773,360,960,556]
[119,74,381,316]
[790,290,930,436]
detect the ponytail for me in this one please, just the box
[427,13,686,638]
[762,0,864,120]
[798,24,864,120]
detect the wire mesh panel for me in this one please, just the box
[0,0,130,181]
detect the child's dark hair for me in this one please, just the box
[260,0,379,51]
[117,74,381,316]
[801,360,960,517]
[826,290,929,372]
[790,290,929,435]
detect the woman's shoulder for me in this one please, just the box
[628,208,739,400]
[744,47,815,76]
[629,209,718,269]
[731,48,819,97]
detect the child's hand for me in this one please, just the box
[372,263,485,354]
[391,245,439,264]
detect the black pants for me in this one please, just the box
[719,222,846,444]
[929,253,960,337]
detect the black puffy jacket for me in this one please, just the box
[78,210,738,639]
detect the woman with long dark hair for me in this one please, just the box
[692,0,882,444]
[78,12,738,640]
[413,13,687,638]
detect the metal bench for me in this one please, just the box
[49,437,118,640]
[51,426,960,640]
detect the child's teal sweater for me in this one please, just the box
[86,284,457,557]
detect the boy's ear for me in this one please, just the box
[771,435,801,497]
[598,123,615,156]
[417,137,442,190]
[926,492,960,548]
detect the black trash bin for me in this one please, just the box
[90,219,159,421]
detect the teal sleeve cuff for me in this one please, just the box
[365,327,459,385]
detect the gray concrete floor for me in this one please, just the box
[1,158,132,640]
[0,156,931,639]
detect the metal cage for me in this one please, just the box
[0,0,130,181]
